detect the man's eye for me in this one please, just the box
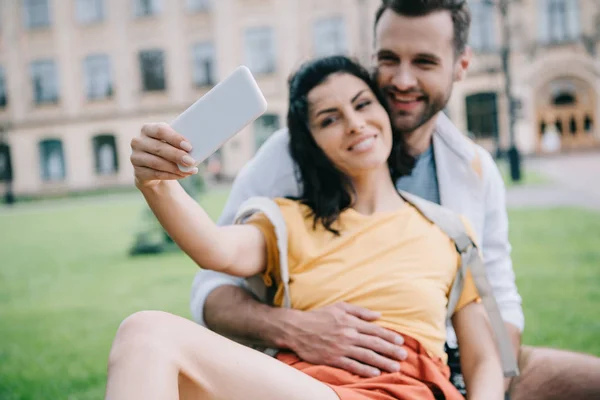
[415,59,436,65]
[378,57,397,65]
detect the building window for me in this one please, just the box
[76,0,105,24]
[139,49,166,91]
[84,54,113,100]
[313,16,347,57]
[30,60,59,105]
[468,0,496,51]
[538,0,580,43]
[0,66,7,108]
[133,0,162,18]
[244,27,275,75]
[0,143,13,183]
[552,91,576,106]
[584,114,594,133]
[39,139,66,181]
[254,114,280,151]
[465,93,499,139]
[192,42,215,87]
[187,0,211,12]
[93,134,119,175]
[23,0,51,29]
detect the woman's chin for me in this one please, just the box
[345,156,390,176]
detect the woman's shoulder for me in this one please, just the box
[245,197,315,243]
[271,197,314,222]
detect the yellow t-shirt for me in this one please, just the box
[248,197,480,361]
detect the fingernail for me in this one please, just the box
[191,167,199,174]
[397,349,408,360]
[182,155,196,166]
[390,362,400,372]
[370,369,381,377]
[395,336,404,345]
[180,141,192,152]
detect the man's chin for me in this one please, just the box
[392,115,427,133]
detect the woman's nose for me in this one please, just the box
[346,112,366,135]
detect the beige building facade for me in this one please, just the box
[447,0,600,158]
[0,0,598,197]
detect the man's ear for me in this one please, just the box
[454,46,472,82]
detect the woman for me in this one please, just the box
[107,56,503,400]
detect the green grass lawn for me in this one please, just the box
[1,190,599,399]
[509,208,600,354]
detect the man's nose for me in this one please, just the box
[391,66,418,91]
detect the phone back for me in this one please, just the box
[171,65,268,167]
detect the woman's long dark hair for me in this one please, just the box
[287,55,415,234]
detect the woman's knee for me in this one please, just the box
[108,311,175,364]
[117,310,172,339]
[108,311,216,366]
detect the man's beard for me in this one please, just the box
[372,69,454,135]
[387,89,451,134]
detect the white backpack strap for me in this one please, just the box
[234,197,291,309]
[399,191,520,378]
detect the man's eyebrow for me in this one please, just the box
[415,52,442,62]
[376,49,398,58]
[376,50,442,63]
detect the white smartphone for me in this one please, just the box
[171,65,268,172]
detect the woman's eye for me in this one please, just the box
[320,116,336,127]
[356,100,372,110]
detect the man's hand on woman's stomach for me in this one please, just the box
[283,302,408,378]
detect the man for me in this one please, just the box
[189,1,600,398]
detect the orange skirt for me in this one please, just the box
[276,334,464,400]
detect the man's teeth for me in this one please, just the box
[390,94,420,102]
[351,137,375,151]
[394,97,418,102]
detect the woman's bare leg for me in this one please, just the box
[105,310,339,400]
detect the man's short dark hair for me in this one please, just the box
[374,0,471,55]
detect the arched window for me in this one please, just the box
[552,91,576,106]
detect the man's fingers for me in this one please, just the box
[354,334,408,361]
[333,356,381,378]
[130,152,192,177]
[141,122,193,152]
[132,135,197,167]
[339,302,381,322]
[135,166,189,182]
[346,346,401,374]
[353,318,405,346]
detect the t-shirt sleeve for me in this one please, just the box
[454,216,482,311]
[245,213,281,288]
[454,268,481,311]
